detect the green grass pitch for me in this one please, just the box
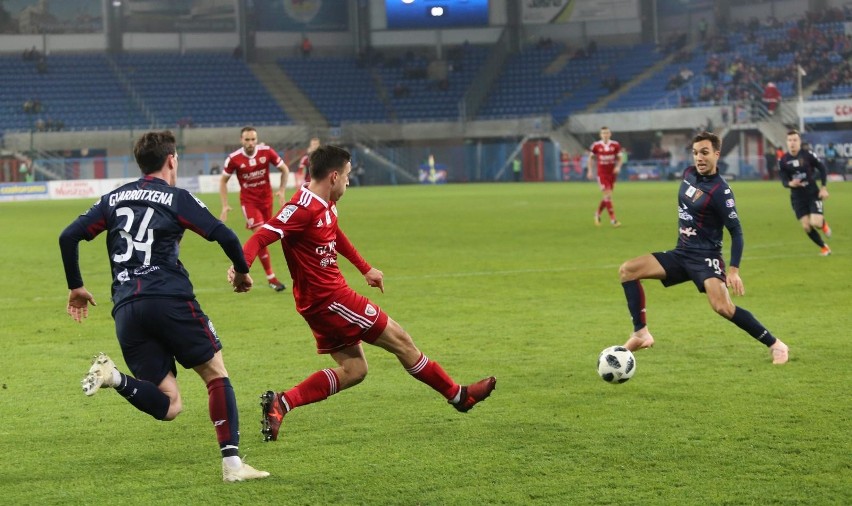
[1,181,849,505]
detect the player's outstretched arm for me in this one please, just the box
[364,267,384,293]
[276,162,290,206]
[218,174,232,221]
[67,287,96,323]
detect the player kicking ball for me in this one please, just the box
[229,145,496,443]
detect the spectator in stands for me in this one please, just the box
[301,35,312,58]
[762,82,781,115]
[698,19,709,42]
[393,81,410,98]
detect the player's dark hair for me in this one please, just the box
[787,129,800,137]
[692,131,720,152]
[600,126,610,130]
[240,126,256,135]
[310,145,351,181]
[133,130,176,175]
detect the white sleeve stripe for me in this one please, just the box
[262,223,284,237]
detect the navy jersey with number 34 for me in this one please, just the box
[65,176,224,311]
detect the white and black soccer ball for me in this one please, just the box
[597,346,636,383]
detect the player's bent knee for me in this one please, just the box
[162,400,183,421]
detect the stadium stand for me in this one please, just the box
[0,54,148,132]
[115,52,291,127]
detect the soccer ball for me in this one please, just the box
[597,346,636,383]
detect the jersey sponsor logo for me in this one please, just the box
[725,199,735,208]
[365,304,377,317]
[679,226,697,237]
[728,211,738,219]
[249,158,257,167]
[108,189,174,207]
[320,256,338,268]
[117,269,130,283]
[244,168,266,180]
[678,204,693,221]
[724,188,731,194]
[278,204,298,223]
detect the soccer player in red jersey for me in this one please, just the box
[586,126,623,227]
[232,145,496,442]
[219,126,290,291]
[295,136,320,185]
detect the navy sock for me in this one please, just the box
[207,377,240,458]
[806,229,825,247]
[622,280,646,332]
[729,307,777,347]
[115,373,170,420]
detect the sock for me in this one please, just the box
[406,353,460,400]
[207,377,240,458]
[258,246,274,278]
[597,200,606,215]
[806,229,825,247]
[282,369,339,410]
[729,306,777,347]
[605,199,615,220]
[622,280,646,332]
[115,373,170,420]
[223,456,241,469]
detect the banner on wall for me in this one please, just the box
[800,98,852,123]
[122,0,236,33]
[254,0,349,32]
[522,0,639,25]
[0,0,102,34]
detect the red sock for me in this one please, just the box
[282,369,339,411]
[406,354,460,400]
[258,246,274,279]
[597,200,606,215]
[605,200,615,220]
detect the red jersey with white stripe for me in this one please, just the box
[589,140,622,176]
[223,145,283,206]
[244,186,370,313]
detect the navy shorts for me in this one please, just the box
[652,249,726,293]
[790,193,824,219]
[113,298,222,385]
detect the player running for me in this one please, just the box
[219,126,290,290]
[617,131,789,365]
[296,136,320,185]
[229,145,496,442]
[586,126,623,227]
[778,129,832,256]
[59,130,269,482]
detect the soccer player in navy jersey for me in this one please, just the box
[778,129,832,256]
[230,145,496,443]
[59,131,269,482]
[617,131,789,365]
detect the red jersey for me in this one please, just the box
[223,145,283,206]
[244,186,370,313]
[297,153,312,183]
[589,140,622,176]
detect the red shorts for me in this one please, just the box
[597,173,616,191]
[301,288,388,354]
[240,201,273,229]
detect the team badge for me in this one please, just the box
[691,189,704,202]
[260,157,267,164]
[278,204,298,223]
[365,304,377,317]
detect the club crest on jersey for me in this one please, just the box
[691,189,704,202]
[725,199,735,208]
[278,204,298,223]
[260,156,267,164]
[365,304,377,317]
